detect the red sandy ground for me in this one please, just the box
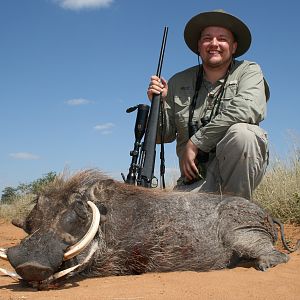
[0,220,299,300]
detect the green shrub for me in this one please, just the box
[1,171,56,203]
[0,172,56,221]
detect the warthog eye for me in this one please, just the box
[58,200,89,237]
[74,200,88,220]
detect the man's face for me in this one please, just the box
[197,26,237,69]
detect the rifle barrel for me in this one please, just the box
[139,26,168,187]
[156,26,168,78]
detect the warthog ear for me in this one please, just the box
[11,218,25,230]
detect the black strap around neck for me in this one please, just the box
[188,65,203,138]
[188,60,234,137]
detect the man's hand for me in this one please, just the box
[182,140,200,181]
[147,75,168,101]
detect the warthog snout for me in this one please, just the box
[15,262,53,281]
[7,231,68,281]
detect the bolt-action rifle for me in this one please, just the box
[121,27,168,188]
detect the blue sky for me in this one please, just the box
[1,0,299,193]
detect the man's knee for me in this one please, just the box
[217,123,268,158]
[214,123,268,199]
[226,123,256,144]
[218,123,255,153]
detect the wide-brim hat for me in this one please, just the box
[184,10,252,57]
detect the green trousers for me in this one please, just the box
[174,123,269,200]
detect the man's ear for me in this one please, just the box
[197,39,201,55]
[232,41,238,55]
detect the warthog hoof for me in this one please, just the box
[256,251,289,271]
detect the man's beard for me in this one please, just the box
[203,55,232,69]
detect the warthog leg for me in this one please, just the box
[223,227,290,271]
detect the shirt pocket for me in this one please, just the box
[219,80,238,112]
[174,90,192,111]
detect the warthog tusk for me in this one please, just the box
[50,264,81,281]
[0,248,8,261]
[0,247,22,281]
[0,267,22,280]
[88,184,99,203]
[63,201,100,260]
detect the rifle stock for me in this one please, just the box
[139,93,161,187]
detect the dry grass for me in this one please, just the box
[254,156,300,224]
[0,194,35,222]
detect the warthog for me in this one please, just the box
[0,169,299,289]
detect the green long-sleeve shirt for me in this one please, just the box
[158,60,269,174]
